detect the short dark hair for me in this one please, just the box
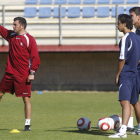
[129,7,140,15]
[118,14,133,30]
[14,17,27,29]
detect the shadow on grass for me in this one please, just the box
[45,127,113,136]
[0,129,9,130]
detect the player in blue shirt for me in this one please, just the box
[108,14,140,138]
[128,7,140,134]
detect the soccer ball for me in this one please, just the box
[108,117,114,129]
[97,117,112,131]
[77,117,91,131]
[110,115,122,129]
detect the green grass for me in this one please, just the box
[0,91,138,140]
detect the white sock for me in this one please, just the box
[138,123,140,129]
[127,117,134,128]
[119,125,127,134]
[25,119,31,126]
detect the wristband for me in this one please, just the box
[30,70,35,75]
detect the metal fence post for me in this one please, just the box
[59,5,62,46]
[2,5,5,46]
[115,5,118,45]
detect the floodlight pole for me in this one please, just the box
[59,5,62,46]
[2,5,5,46]
[115,5,118,45]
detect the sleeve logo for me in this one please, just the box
[20,42,23,46]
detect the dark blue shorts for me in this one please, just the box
[118,76,139,104]
[138,70,140,94]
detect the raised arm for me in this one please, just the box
[0,25,13,42]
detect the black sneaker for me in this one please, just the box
[131,129,140,135]
[127,127,134,132]
[24,125,31,131]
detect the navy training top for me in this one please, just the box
[135,29,140,70]
[119,32,140,79]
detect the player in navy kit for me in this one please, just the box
[0,17,40,131]
[128,6,140,135]
[108,14,140,138]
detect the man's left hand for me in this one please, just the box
[27,74,34,82]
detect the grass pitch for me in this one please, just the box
[0,91,139,140]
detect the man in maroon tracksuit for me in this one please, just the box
[0,17,40,131]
